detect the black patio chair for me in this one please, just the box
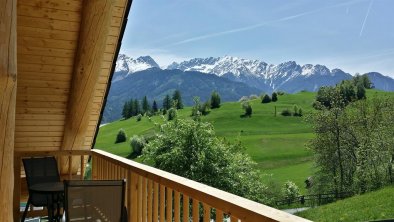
[64,180,127,222]
[22,156,62,222]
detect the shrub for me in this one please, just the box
[261,94,271,103]
[281,109,292,116]
[293,105,299,116]
[292,105,303,117]
[272,92,278,102]
[249,94,259,100]
[282,181,300,200]
[136,114,142,121]
[130,135,146,156]
[167,108,177,121]
[238,96,249,102]
[277,91,285,95]
[242,102,252,117]
[298,108,303,117]
[115,129,127,143]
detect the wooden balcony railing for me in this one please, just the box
[14,149,310,222]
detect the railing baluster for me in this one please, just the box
[182,194,189,222]
[174,191,180,222]
[192,199,199,222]
[166,188,173,222]
[131,172,139,222]
[153,182,159,222]
[92,155,97,180]
[159,185,165,222]
[216,209,224,222]
[203,203,210,222]
[99,157,103,179]
[106,160,110,179]
[126,170,131,221]
[80,155,85,179]
[138,176,143,222]
[148,180,153,222]
[143,177,147,222]
[68,155,73,180]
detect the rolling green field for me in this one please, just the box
[95,90,392,194]
[297,186,394,221]
[95,91,317,192]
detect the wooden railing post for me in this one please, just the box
[0,0,17,220]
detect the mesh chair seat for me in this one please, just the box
[64,180,127,222]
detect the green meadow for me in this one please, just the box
[95,90,392,193]
[95,91,317,193]
[297,186,394,221]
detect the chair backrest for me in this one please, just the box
[23,156,60,188]
[64,180,126,222]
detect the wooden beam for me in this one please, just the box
[0,0,17,221]
[60,0,113,173]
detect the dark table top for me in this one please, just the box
[30,182,64,194]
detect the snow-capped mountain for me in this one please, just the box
[112,54,159,82]
[112,54,394,93]
[168,56,353,92]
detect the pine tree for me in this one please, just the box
[142,96,150,114]
[162,94,172,110]
[261,94,271,103]
[134,99,141,115]
[122,101,130,119]
[172,90,183,109]
[272,92,278,102]
[152,100,158,113]
[210,91,221,109]
[129,99,135,117]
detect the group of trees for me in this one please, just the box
[122,96,158,119]
[314,74,372,110]
[162,89,183,112]
[191,91,221,119]
[308,93,394,195]
[281,105,303,117]
[262,92,278,103]
[122,90,184,119]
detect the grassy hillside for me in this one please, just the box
[95,91,316,192]
[95,90,392,193]
[297,186,394,221]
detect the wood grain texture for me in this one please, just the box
[60,0,113,173]
[0,0,17,220]
[92,149,312,222]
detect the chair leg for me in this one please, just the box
[21,197,31,222]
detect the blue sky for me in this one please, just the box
[120,0,394,77]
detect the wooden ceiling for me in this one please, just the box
[15,0,131,152]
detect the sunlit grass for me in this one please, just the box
[297,186,394,221]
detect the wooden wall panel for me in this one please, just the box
[15,0,83,152]
[14,0,130,156]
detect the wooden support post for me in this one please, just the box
[0,0,17,221]
[60,0,113,174]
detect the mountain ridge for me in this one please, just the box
[115,54,394,93]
